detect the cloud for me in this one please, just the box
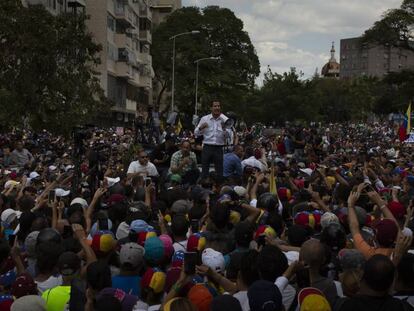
[181,0,402,82]
[256,41,327,83]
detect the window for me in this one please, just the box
[107,43,118,61]
[108,15,115,32]
[140,42,149,53]
[139,18,151,31]
[118,48,129,62]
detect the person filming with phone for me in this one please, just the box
[169,140,199,185]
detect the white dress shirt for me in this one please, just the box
[127,160,159,177]
[195,113,228,146]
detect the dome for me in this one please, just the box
[321,42,340,78]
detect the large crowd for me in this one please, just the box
[1,101,414,311]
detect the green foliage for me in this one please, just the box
[0,0,110,134]
[375,70,414,114]
[152,6,260,114]
[243,68,386,125]
[242,0,414,125]
[362,0,414,50]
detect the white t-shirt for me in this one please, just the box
[36,275,63,293]
[276,276,296,310]
[233,291,249,311]
[250,198,284,215]
[173,240,188,253]
[127,161,159,177]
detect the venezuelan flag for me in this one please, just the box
[399,103,411,141]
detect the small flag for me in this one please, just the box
[175,118,182,135]
[399,102,412,141]
[406,102,411,135]
[269,164,277,195]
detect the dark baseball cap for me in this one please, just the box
[248,280,283,311]
[58,251,81,276]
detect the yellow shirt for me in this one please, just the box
[42,286,71,311]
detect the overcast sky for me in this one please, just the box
[182,0,402,83]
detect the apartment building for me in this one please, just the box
[24,0,86,15]
[151,0,182,109]
[25,0,154,125]
[151,0,181,25]
[340,37,414,79]
[86,0,153,125]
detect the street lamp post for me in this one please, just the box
[194,57,220,116]
[169,30,200,113]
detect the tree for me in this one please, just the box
[362,0,414,50]
[361,0,414,114]
[243,66,383,125]
[0,0,109,134]
[152,6,260,115]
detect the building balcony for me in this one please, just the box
[126,98,138,112]
[139,4,152,21]
[114,33,133,49]
[138,52,148,64]
[114,1,134,27]
[115,62,133,79]
[118,48,137,66]
[139,74,152,89]
[115,62,141,86]
[139,30,152,44]
[68,0,86,7]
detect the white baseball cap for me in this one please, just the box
[70,197,88,208]
[55,188,71,197]
[29,172,40,179]
[234,186,247,197]
[202,248,225,274]
[106,177,120,188]
[1,209,22,226]
[299,168,313,176]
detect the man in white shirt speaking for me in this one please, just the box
[195,101,228,178]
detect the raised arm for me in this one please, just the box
[85,188,107,234]
[72,224,97,278]
[347,190,361,237]
[367,190,399,229]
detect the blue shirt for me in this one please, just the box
[223,152,242,177]
[112,275,141,297]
